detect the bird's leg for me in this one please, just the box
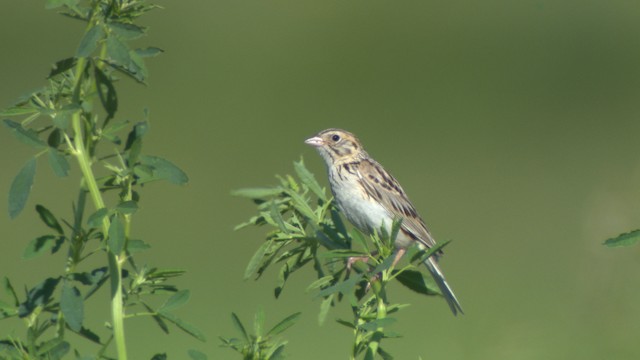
[346,253,374,271]
[391,247,406,269]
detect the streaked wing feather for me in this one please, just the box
[355,159,436,249]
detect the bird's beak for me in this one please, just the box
[304,136,324,147]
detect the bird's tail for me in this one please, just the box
[424,256,464,316]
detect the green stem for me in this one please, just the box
[367,275,388,359]
[71,109,128,360]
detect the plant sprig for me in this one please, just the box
[1,1,202,359]
[234,158,445,359]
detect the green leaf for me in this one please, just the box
[18,277,60,317]
[109,22,145,40]
[244,241,270,280]
[116,200,138,215]
[319,249,367,259]
[230,312,249,342]
[127,239,151,253]
[254,307,265,336]
[603,229,640,248]
[306,275,334,292]
[38,339,70,360]
[76,25,104,57]
[141,301,169,334]
[45,0,79,10]
[47,149,70,177]
[136,47,164,58]
[270,201,289,233]
[3,277,19,307]
[8,157,37,219]
[128,50,149,82]
[3,119,47,149]
[87,208,109,228]
[23,235,57,259]
[76,326,101,344]
[294,158,325,200]
[105,35,131,66]
[159,290,190,313]
[266,312,301,337]
[318,294,333,326]
[336,319,355,329]
[231,187,284,199]
[94,65,118,119]
[36,204,64,234]
[159,311,206,342]
[108,215,125,254]
[138,155,189,185]
[359,318,396,332]
[150,354,167,360]
[394,269,439,296]
[49,57,76,78]
[316,274,363,299]
[60,282,84,332]
[187,349,208,360]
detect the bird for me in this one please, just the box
[305,128,463,315]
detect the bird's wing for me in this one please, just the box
[355,158,437,249]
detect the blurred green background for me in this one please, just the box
[2,1,640,359]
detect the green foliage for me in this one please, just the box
[234,159,444,359]
[219,309,301,360]
[1,1,199,359]
[603,229,640,248]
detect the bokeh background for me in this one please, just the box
[2,1,640,359]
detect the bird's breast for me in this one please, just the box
[329,168,392,235]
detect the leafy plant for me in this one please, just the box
[234,159,447,359]
[603,229,640,248]
[1,1,202,359]
[219,309,301,360]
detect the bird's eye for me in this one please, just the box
[331,134,340,142]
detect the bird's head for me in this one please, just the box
[305,128,367,165]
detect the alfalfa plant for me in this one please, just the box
[0,1,204,359]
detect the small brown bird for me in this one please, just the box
[305,128,463,315]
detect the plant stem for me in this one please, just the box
[71,109,128,360]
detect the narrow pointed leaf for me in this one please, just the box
[244,240,270,280]
[159,311,206,341]
[318,294,333,326]
[187,349,208,360]
[94,66,118,119]
[294,158,325,200]
[9,157,36,219]
[266,312,301,337]
[254,307,265,336]
[230,312,249,342]
[231,187,284,199]
[159,290,190,312]
[3,277,19,306]
[36,204,64,234]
